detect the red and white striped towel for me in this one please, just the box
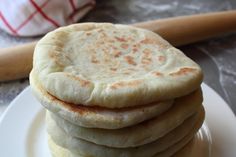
[0,0,95,36]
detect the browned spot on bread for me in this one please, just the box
[132,44,140,53]
[54,41,64,48]
[54,46,63,52]
[132,48,138,53]
[122,68,135,75]
[46,91,88,115]
[90,48,97,54]
[48,51,65,68]
[140,38,156,44]
[136,43,141,47]
[46,91,102,115]
[120,43,129,49]
[101,32,107,37]
[86,32,91,36]
[127,37,135,42]
[110,80,142,89]
[169,68,197,76]
[123,72,130,75]
[152,71,163,76]
[124,56,137,66]
[91,59,99,64]
[111,46,118,50]
[91,55,99,64]
[140,38,169,49]
[96,40,105,46]
[65,73,91,87]
[108,39,115,43]
[143,48,151,56]
[158,56,165,62]
[102,48,109,55]
[133,43,141,48]
[113,51,122,57]
[97,29,103,33]
[54,31,68,39]
[141,58,152,65]
[141,49,152,65]
[33,73,85,115]
[115,36,127,42]
[104,58,110,63]
[110,67,117,71]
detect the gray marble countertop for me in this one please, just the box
[0,0,236,116]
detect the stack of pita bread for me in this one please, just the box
[30,23,204,157]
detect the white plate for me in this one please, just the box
[0,83,235,157]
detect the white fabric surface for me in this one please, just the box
[0,0,95,36]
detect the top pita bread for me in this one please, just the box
[33,23,202,108]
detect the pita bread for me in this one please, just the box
[31,71,174,129]
[32,23,203,108]
[48,135,198,157]
[47,89,202,147]
[153,135,194,157]
[47,106,204,157]
[48,137,196,157]
[48,107,204,157]
[48,136,195,157]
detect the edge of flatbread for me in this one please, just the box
[31,23,203,108]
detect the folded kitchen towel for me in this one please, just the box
[0,0,95,36]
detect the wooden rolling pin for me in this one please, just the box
[1,10,236,82]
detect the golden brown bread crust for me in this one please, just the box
[30,70,174,129]
[32,23,203,108]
